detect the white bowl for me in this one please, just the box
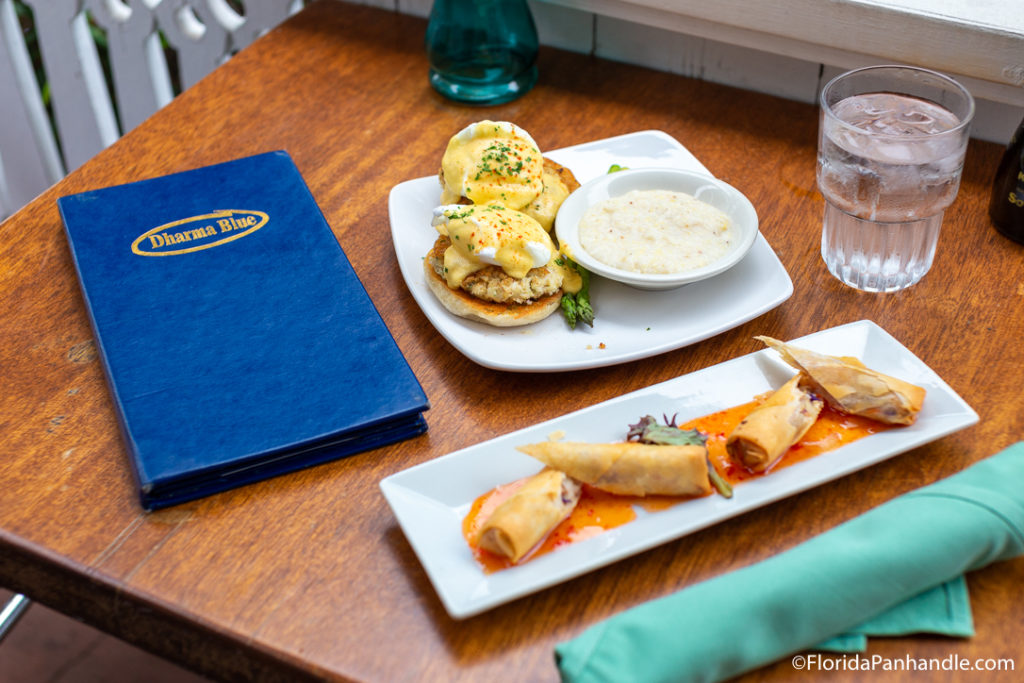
[555,168,759,290]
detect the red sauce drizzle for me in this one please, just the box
[463,395,891,572]
[681,394,887,485]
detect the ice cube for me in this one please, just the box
[879,142,915,164]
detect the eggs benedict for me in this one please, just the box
[438,121,580,232]
[440,121,545,209]
[425,203,581,327]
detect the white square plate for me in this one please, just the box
[379,321,978,619]
[387,130,793,372]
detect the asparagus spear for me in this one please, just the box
[559,257,593,329]
[558,163,627,328]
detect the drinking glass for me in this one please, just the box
[425,0,539,106]
[817,65,974,292]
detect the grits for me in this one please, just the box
[578,189,733,274]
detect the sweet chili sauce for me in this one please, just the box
[681,395,888,486]
[463,393,891,573]
[463,482,641,573]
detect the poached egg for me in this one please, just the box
[431,204,555,288]
[439,121,545,210]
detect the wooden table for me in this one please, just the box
[2,2,1022,681]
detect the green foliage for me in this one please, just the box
[14,1,46,105]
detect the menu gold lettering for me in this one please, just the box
[132,210,269,256]
[218,215,259,232]
[148,225,218,248]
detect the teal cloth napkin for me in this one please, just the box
[813,575,973,652]
[556,442,1024,683]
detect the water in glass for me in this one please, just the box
[818,91,967,292]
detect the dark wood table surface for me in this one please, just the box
[2,2,1022,681]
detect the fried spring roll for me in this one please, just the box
[756,336,925,425]
[477,468,581,563]
[726,374,823,472]
[515,442,711,497]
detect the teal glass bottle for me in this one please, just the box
[425,0,539,106]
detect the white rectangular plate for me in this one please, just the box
[379,321,979,619]
[388,130,793,372]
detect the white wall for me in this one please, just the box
[384,0,1022,145]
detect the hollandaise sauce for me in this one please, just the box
[441,121,544,209]
[433,204,555,287]
[463,397,891,572]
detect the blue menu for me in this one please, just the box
[59,151,429,509]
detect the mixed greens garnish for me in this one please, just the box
[627,414,704,446]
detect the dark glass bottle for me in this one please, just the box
[989,115,1024,245]
[425,0,539,106]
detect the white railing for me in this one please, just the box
[4,0,1021,220]
[0,0,305,220]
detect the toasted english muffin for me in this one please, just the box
[423,237,563,327]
